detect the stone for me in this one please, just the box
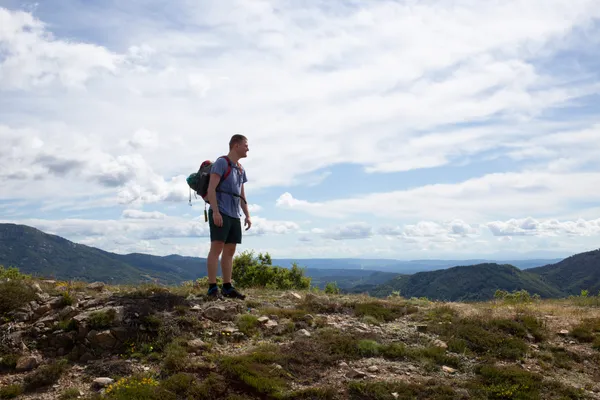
[558,329,569,336]
[367,365,379,372]
[433,339,448,349]
[262,320,278,329]
[16,355,40,371]
[59,306,78,320]
[87,282,106,291]
[88,330,117,349]
[297,329,311,337]
[187,338,208,351]
[203,304,239,321]
[346,368,366,379]
[257,316,270,323]
[442,366,457,374]
[92,377,114,389]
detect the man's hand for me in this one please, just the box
[244,216,252,231]
[213,211,223,227]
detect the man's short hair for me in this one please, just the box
[229,134,247,149]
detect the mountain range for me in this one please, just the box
[1,223,598,301]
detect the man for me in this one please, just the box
[205,134,251,299]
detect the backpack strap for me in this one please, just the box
[215,156,247,204]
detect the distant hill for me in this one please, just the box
[527,249,600,296]
[0,224,393,288]
[272,257,562,274]
[2,223,597,300]
[350,263,566,301]
[0,223,205,284]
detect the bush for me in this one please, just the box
[232,251,311,290]
[324,282,341,294]
[0,280,36,318]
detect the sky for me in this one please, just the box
[1,0,600,261]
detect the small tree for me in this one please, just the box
[231,250,311,290]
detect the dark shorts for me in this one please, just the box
[208,208,242,244]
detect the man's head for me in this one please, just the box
[229,134,249,158]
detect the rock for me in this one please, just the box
[16,355,40,371]
[287,292,302,300]
[36,292,50,302]
[346,368,367,379]
[88,330,117,349]
[49,297,66,309]
[59,305,78,320]
[266,319,279,328]
[367,365,379,372]
[558,329,569,336]
[257,316,270,323]
[442,366,457,374]
[297,329,311,337]
[92,377,114,389]
[433,339,448,349]
[38,314,58,327]
[339,362,349,368]
[87,282,106,291]
[34,304,51,316]
[31,283,43,293]
[203,304,241,321]
[187,338,207,351]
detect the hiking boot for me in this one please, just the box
[221,286,246,300]
[206,285,222,300]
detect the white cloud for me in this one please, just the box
[122,209,166,219]
[0,7,121,90]
[487,217,600,237]
[321,222,374,240]
[1,2,600,259]
[276,170,600,222]
[1,2,599,199]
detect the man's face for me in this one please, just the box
[236,140,249,158]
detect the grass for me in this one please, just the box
[570,318,600,343]
[352,301,419,322]
[0,279,37,318]
[22,359,69,392]
[347,379,462,400]
[425,306,547,361]
[0,385,23,399]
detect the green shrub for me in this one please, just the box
[104,374,171,400]
[236,314,260,336]
[0,266,31,280]
[232,251,311,290]
[352,301,418,322]
[0,384,23,399]
[0,280,36,317]
[428,314,539,360]
[324,282,341,294]
[348,379,461,400]
[23,359,69,392]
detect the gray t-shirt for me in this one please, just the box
[210,157,247,218]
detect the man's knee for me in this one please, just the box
[223,243,236,258]
[209,241,224,256]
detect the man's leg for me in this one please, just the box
[221,217,245,299]
[206,208,229,297]
[207,240,224,284]
[221,243,236,284]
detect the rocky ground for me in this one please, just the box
[2,277,600,399]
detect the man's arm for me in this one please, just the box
[206,173,222,214]
[240,183,249,218]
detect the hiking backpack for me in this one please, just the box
[186,156,247,220]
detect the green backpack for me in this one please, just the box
[186,156,247,219]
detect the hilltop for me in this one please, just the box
[2,266,600,399]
